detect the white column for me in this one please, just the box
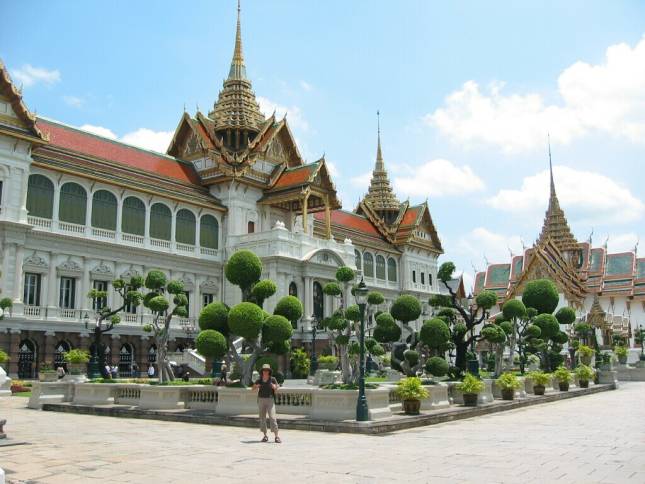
[85,192,93,236]
[195,215,201,250]
[192,275,200,319]
[52,182,60,229]
[171,209,177,250]
[12,244,24,303]
[81,256,91,312]
[144,203,151,247]
[116,197,123,241]
[47,252,58,310]
[16,166,29,223]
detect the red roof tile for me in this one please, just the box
[400,206,421,226]
[273,163,317,189]
[37,118,202,185]
[315,210,381,236]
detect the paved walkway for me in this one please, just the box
[1,383,644,483]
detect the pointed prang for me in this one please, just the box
[375,110,384,172]
[228,0,247,80]
[548,133,556,200]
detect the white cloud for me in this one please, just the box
[78,124,173,153]
[487,166,645,225]
[393,159,485,198]
[11,64,61,87]
[257,96,309,132]
[326,160,340,178]
[63,95,84,108]
[300,80,313,92]
[425,36,645,153]
[79,124,117,139]
[121,128,174,153]
[456,227,524,266]
[350,171,372,191]
[601,232,640,253]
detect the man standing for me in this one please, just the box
[252,364,281,443]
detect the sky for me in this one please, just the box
[3,0,645,290]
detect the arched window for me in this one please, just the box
[18,338,37,379]
[58,182,87,225]
[247,221,255,233]
[354,250,362,271]
[54,340,72,369]
[119,344,135,377]
[376,255,386,280]
[122,196,145,235]
[26,174,54,219]
[176,209,196,245]
[313,281,324,319]
[388,258,398,282]
[91,190,117,230]
[200,214,219,249]
[289,282,298,297]
[150,203,171,240]
[363,252,374,278]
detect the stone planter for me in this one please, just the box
[618,356,628,365]
[62,374,88,383]
[310,388,392,421]
[183,386,218,411]
[558,381,569,391]
[462,393,478,406]
[533,384,546,396]
[492,378,526,399]
[598,370,618,385]
[39,371,58,382]
[402,399,421,415]
[215,387,259,416]
[0,366,12,397]
[501,388,515,400]
[420,383,450,410]
[28,381,75,409]
[311,369,342,386]
[449,379,494,405]
[139,385,184,410]
[74,383,117,405]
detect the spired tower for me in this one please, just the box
[361,112,401,224]
[208,0,265,151]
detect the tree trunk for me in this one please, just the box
[506,320,517,370]
[495,344,504,377]
[455,339,468,371]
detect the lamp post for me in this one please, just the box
[354,277,369,421]
[309,314,319,376]
[84,312,102,379]
[466,294,480,378]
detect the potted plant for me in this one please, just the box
[38,362,57,382]
[496,372,522,400]
[575,364,594,388]
[317,355,339,371]
[0,349,8,371]
[456,373,485,407]
[527,371,551,395]
[596,352,614,371]
[63,349,90,377]
[553,366,572,391]
[614,346,628,365]
[396,377,429,415]
[577,345,594,366]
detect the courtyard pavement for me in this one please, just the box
[1,383,644,483]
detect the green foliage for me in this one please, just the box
[425,356,449,377]
[395,377,429,400]
[457,373,485,394]
[335,334,350,346]
[324,314,348,332]
[345,304,361,322]
[148,295,170,313]
[502,299,527,320]
[266,339,291,355]
[419,318,451,350]
[475,291,498,310]
[198,302,229,335]
[273,296,303,323]
[575,364,595,381]
[347,341,360,356]
[499,321,514,335]
[254,355,278,372]
[323,281,342,296]
[251,280,277,302]
[63,349,90,364]
[376,312,395,326]
[195,330,227,359]
[429,294,452,308]
[614,346,628,358]
[527,370,551,386]
[291,348,310,378]
[522,279,559,314]
[369,342,385,357]
[481,324,506,344]
[225,250,262,290]
[145,270,167,290]
[533,314,560,339]
[403,349,419,366]
[575,323,592,335]
[525,324,542,339]
[453,322,468,336]
[390,295,421,324]
[555,306,576,325]
[142,324,153,333]
[110,315,121,325]
[0,297,13,310]
[437,262,456,283]
[367,291,385,305]
[129,275,144,289]
[0,349,9,363]
[496,372,522,390]
[318,355,338,371]
[335,266,355,283]
[552,331,569,345]
[228,302,265,340]
[373,322,401,343]
[173,293,188,307]
[166,280,185,295]
[553,366,572,383]
[261,315,293,343]
[577,344,595,358]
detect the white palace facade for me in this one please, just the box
[0,8,443,378]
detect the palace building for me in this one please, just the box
[473,156,642,348]
[0,5,443,378]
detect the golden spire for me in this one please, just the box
[537,138,579,252]
[209,0,265,133]
[375,110,384,172]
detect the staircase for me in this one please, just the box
[167,349,206,376]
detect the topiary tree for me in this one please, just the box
[432,261,499,372]
[87,276,143,378]
[419,318,451,357]
[522,279,559,315]
[373,312,402,346]
[480,323,508,376]
[425,355,449,378]
[0,297,12,320]
[225,250,263,302]
[195,330,227,369]
[141,271,189,383]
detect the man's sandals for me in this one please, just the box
[275,436,282,443]
[261,435,269,442]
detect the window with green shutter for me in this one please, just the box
[91,190,117,230]
[26,174,54,219]
[150,203,172,240]
[122,196,145,235]
[363,252,374,278]
[59,182,87,225]
[376,255,386,280]
[387,258,398,282]
[200,214,219,249]
[176,209,196,245]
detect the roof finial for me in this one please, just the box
[375,110,384,171]
[548,133,556,198]
[228,0,247,80]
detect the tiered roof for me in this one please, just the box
[362,119,399,213]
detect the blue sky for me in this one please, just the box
[3,0,645,289]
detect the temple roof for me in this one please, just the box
[537,148,579,252]
[208,2,265,132]
[362,117,400,212]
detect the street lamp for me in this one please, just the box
[354,277,369,422]
[309,314,319,376]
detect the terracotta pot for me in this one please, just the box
[579,380,589,388]
[558,381,569,391]
[533,384,545,396]
[501,388,514,400]
[463,393,478,407]
[402,399,421,415]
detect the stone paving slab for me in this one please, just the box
[41,382,616,434]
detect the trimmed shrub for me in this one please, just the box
[166,280,185,295]
[502,299,527,320]
[273,295,303,323]
[404,349,419,366]
[225,250,262,289]
[318,355,338,371]
[345,304,361,322]
[144,270,167,290]
[198,302,230,334]
[195,330,227,359]
[147,295,169,313]
[475,290,498,310]
[228,302,264,340]
[390,295,421,324]
[555,306,576,325]
[533,313,560,339]
[367,291,385,306]
[262,315,293,343]
[425,356,449,377]
[437,262,455,283]
[254,355,279,372]
[335,266,355,283]
[525,324,542,339]
[419,318,451,351]
[522,279,559,314]
[251,280,277,302]
[323,282,342,296]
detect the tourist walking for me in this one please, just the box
[56,366,66,380]
[252,364,280,443]
[147,364,155,379]
[110,365,118,379]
